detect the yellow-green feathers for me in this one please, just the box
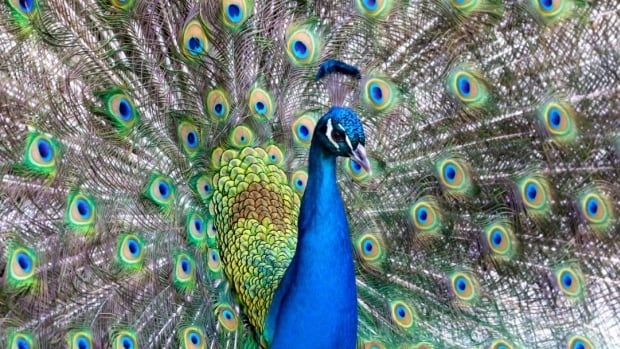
[211,147,299,335]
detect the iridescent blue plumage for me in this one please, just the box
[266,106,368,348]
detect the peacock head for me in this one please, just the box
[314,106,371,172]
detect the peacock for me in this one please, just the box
[1,0,619,347]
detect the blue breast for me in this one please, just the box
[265,139,358,348]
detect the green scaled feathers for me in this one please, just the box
[212,146,299,336]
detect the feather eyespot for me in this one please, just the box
[222,0,252,29]
[216,304,239,331]
[355,0,393,18]
[194,174,213,202]
[181,18,209,59]
[8,0,38,18]
[450,272,478,302]
[187,213,206,247]
[292,114,315,147]
[111,0,135,10]
[66,193,96,232]
[104,92,139,131]
[363,77,398,112]
[537,0,563,14]
[181,327,205,349]
[483,222,515,259]
[113,331,137,349]
[577,186,612,231]
[411,343,434,349]
[9,247,36,283]
[205,88,231,122]
[178,121,201,156]
[25,133,59,175]
[447,67,489,108]
[207,248,222,272]
[117,234,144,270]
[68,331,93,349]
[517,175,551,217]
[567,336,593,349]
[355,233,386,271]
[229,125,255,148]
[361,341,386,349]
[345,158,370,182]
[206,218,218,246]
[248,87,274,120]
[390,300,415,329]
[9,332,34,349]
[554,266,584,298]
[526,0,577,25]
[451,0,479,11]
[265,145,284,167]
[490,340,513,349]
[173,253,196,291]
[290,170,308,195]
[285,23,320,65]
[539,101,577,143]
[436,157,473,195]
[409,198,442,235]
[144,174,176,208]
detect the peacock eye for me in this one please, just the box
[319,124,327,134]
[332,129,345,142]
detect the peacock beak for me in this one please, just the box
[351,144,371,173]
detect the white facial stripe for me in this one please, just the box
[344,135,353,153]
[325,119,339,149]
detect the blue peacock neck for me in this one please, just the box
[266,125,358,348]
